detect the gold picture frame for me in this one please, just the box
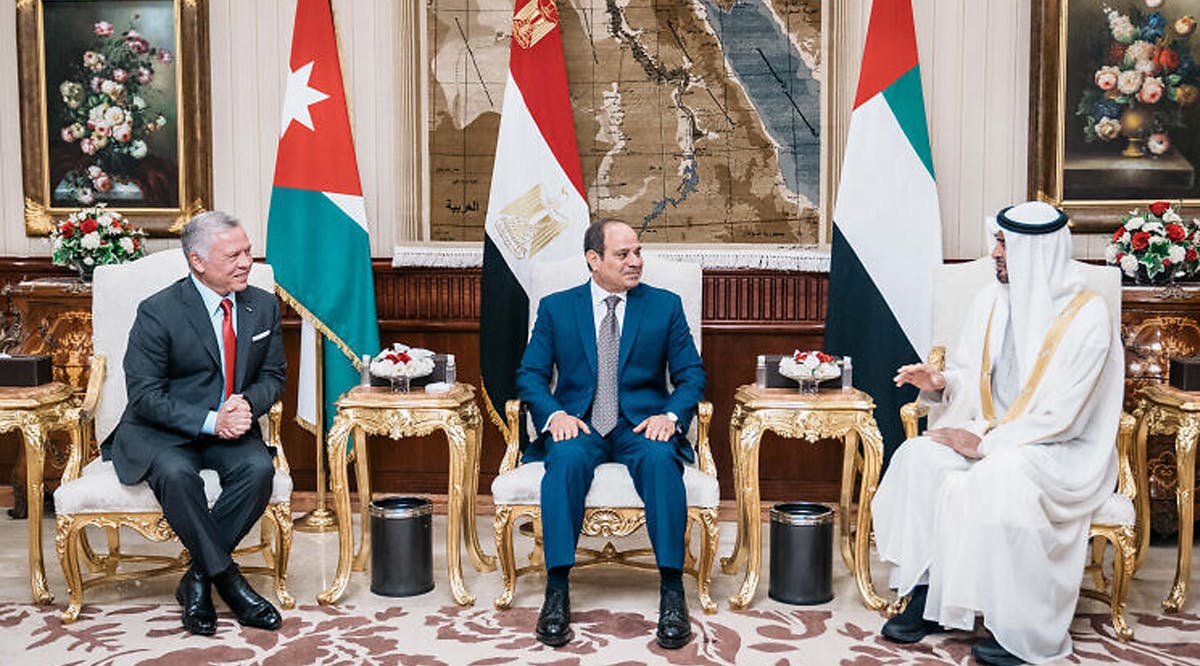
[16,0,211,237]
[1030,0,1200,232]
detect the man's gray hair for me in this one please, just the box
[181,211,241,261]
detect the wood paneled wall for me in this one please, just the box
[0,260,847,503]
[0,0,1114,261]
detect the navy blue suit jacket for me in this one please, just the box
[516,281,706,462]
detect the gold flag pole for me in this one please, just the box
[295,328,337,532]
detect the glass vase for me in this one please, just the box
[797,377,820,395]
[390,375,411,393]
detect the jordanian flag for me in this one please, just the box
[480,0,590,436]
[825,0,941,460]
[266,0,379,432]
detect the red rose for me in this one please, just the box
[1131,231,1151,250]
[1149,201,1171,216]
[1167,223,1187,241]
[1188,248,1198,262]
[397,352,411,363]
[1155,47,1180,72]
[80,218,98,234]
[1112,228,1126,243]
[1116,252,1126,262]
[59,221,74,238]
[1163,258,1173,267]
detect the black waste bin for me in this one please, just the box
[769,502,834,605]
[370,496,434,597]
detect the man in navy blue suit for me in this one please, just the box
[517,219,706,649]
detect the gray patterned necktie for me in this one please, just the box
[591,295,621,436]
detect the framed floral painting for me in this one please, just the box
[1030,0,1200,232]
[16,0,211,236]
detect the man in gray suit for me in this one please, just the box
[104,211,286,635]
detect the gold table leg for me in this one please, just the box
[850,419,888,612]
[351,430,371,573]
[444,421,474,606]
[317,414,355,605]
[461,408,496,572]
[720,408,747,575]
[838,429,858,573]
[728,415,763,610]
[22,421,53,605]
[1164,414,1198,613]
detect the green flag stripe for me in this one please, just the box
[266,186,379,358]
[881,66,934,180]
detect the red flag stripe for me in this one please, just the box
[273,0,362,196]
[852,0,919,110]
[506,0,586,200]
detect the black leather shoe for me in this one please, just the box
[536,587,572,647]
[211,564,281,631]
[971,636,1025,666]
[881,585,946,644]
[174,567,217,636]
[656,587,692,650]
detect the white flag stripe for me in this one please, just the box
[834,94,941,358]
[296,319,317,427]
[484,71,589,295]
[324,192,369,233]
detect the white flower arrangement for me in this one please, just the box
[778,350,841,381]
[370,343,436,380]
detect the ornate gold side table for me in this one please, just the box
[317,384,496,606]
[0,382,77,603]
[722,384,887,611]
[1134,383,1199,613]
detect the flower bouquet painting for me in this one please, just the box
[1106,200,1200,283]
[1077,2,1200,158]
[49,204,148,281]
[778,350,841,395]
[370,344,437,393]
[44,5,177,208]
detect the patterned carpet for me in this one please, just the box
[5,600,1199,665]
[2,512,1197,665]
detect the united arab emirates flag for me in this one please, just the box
[480,0,590,436]
[266,0,379,432]
[825,0,942,460]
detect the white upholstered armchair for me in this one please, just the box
[52,250,295,623]
[490,255,720,613]
[899,257,1143,640]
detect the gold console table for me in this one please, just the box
[317,384,496,606]
[722,384,887,611]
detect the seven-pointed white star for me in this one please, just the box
[280,61,329,137]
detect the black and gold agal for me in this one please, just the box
[995,203,1069,235]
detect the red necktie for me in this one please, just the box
[220,298,236,399]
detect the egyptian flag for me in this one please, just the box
[825,0,942,460]
[480,0,589,436]
[266,0,379,432]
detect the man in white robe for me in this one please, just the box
[871,201,1123,665]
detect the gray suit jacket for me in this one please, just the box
[106,276,286,485]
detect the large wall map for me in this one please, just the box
[428,0,822,244]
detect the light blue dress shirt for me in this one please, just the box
[190,274,238,435]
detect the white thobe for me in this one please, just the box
[872,284,1121,664]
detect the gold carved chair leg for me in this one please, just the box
[268,502,296,609]
[492,505,517,610]
[1082,526,1135,642]
[1090,537,1109,592]
[56,515,86,624]
[695,506,719,614]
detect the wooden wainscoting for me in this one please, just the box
[0,259,842,504]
